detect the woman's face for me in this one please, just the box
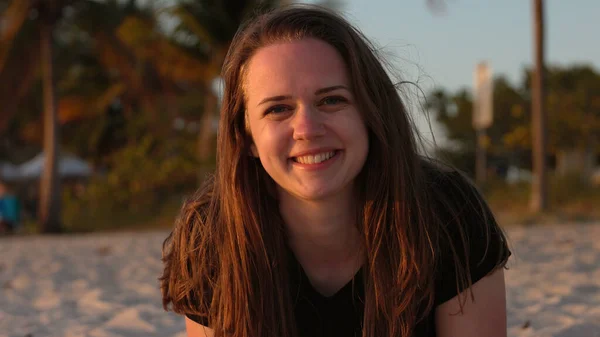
[243,38,369,202]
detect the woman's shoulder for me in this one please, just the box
[420,158,504,243]
[420,159,511,305]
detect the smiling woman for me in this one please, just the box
[245,38,369,202]
[160,4,511,337]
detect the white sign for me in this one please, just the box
[473,62,494,129]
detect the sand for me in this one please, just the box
[1,223,600,337]
[504,223,600,337]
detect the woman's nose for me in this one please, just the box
[291,105,326,140]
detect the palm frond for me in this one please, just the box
[0,0,36,72]
[0,17,39,131]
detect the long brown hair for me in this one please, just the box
[160,5,509,337]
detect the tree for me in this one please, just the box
[428,80,530,176]
[0,0,77,233]
[430,65,600,178]
[527,65,600,175]
[425,0,550,212]
[38,0,62,233]
[530,0,547,212]
[0,0,189,231]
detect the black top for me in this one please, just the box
[186,170,511,336]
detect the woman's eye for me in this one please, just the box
[321,96,346,105]
[265,105,290,115]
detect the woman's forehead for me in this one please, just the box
[242,39,350,101]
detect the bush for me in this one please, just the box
[483,171,600,224]
[61,134,208,232]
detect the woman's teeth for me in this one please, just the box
[294,151,336,164]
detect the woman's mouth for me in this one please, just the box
[291,150,339,165]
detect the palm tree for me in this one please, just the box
[38,0,62,233]
[68,0,167,119]
[0,0,75,233]
[65,0,218,134]
[0,0,194,232]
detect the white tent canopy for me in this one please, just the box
[17,152,92,179]
[0,162,20,181]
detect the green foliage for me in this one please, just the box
[484,172,600,225]
[93,135,195,204]
[549,172,599,204]
[61,130,202,231]
[430,64,600,168]
[62,188,185,233]
[544,66,600,152]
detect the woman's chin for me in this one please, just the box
[292,185,339,202]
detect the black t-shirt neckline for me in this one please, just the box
[287,247,366,337]
[287,247,364,303]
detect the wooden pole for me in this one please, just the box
[530,0,548,212]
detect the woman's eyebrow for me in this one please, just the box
[314,85,349,95]
[257,95,292,107]
[257,85,349,107]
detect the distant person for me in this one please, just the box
[0,182,21,234]
[160,5,511,337]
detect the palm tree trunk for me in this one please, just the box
[39,19,62,233]
[530,0,548,212]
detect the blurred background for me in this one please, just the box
[0,0,599,235]
[1,1,600,337]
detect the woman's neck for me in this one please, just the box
[278,186,363,285]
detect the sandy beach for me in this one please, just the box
[1,223,600,337]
